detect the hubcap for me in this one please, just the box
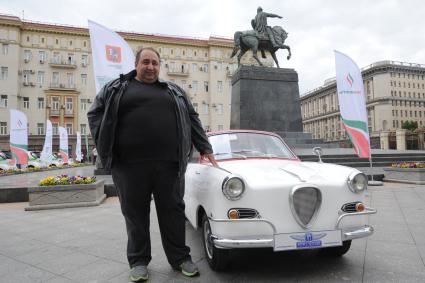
[203,219,213,259]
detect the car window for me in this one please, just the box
[209,132,296,160]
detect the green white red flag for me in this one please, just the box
[334,51,371,158]
[9,109,28,165]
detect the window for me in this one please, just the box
[83,41,87,47]
[203,64,209,73]
[67,53,74,64]
[53,52,60,64]
[192,63,198,72]
[217,103,223,114]
[0,95,7,107]
[22,70,30,84]
[204,103,209,114]
[80,124,87,135]
[52,123,58,135]
[0,122,7,135]
[23,97,29,109]
[37,71,44,85]
[81,74,87,85]
[81,54,88,66]
[37,123,44,135]
[81,99,88,111]
[24,50,31,62]
[1,44,8,55]
[66,123,73,135]
[204,81,209,92]
[192,81,198,93]
[38,51,46,63]
[52,72,59,85]
[193,103,198,112]
[65,97,73,112]
[1,67,7,80]
[217,81,223,93]
[52,97,59,110]
[37,97,44,109]
[67,73,74,87]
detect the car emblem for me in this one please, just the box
[289,186,322,229]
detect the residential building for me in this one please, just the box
[300,60,425,143]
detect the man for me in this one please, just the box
[87,47,217,282]
[251,6,283,48]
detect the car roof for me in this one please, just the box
[207,129,282,138]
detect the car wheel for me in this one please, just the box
[201,214,230,270]
[319,240,351,256]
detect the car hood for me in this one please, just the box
[218,159,358,187]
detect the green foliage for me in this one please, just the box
[401,120,418,131]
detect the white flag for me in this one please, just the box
[88,20,135,93]
[334,50,371,158]
[40,120,53,165]
[59,126,69,163]
[76,131,82,162]
[10,109,28,165]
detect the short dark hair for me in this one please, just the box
[135,47,161,66]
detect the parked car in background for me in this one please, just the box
[184,130,377,270]
[0,151,16,171]
[27,151,43,168]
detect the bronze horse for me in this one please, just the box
[230,26,291,68]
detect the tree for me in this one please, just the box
[401,120,418,131]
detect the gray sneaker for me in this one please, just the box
[129,265,148,282]
[176,260,199,277]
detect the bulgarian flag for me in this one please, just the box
[334,51,371,158]
[10,109,28,165]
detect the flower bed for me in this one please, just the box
[0,163,91,176]
[39,175,96,186]
[384,162,425,184]
[26,176,106,211]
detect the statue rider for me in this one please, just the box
[251,6,283,48]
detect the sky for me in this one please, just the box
[2,0,425,95]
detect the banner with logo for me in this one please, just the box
[59,126,69,163]
[334,50,371,158]
[9,109,28,165]
[76,131,82,162]
[40,120,53,165]
[88,20,135,93]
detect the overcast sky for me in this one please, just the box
[2,0,425,94]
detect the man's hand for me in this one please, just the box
[201,153,219,167]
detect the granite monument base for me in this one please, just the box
[231,65,302,132]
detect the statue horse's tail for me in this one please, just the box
[230,31,242,58]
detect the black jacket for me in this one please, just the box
[87,69,213,174]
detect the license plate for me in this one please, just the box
[274,230,342,251]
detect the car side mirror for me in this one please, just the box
[312,147,323,163]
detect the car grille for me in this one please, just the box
[341,202,361,213]
[291,187,322,228]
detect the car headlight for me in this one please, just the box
[222,176,245,200]
[347,172,367,193]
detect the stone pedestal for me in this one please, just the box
[26,180,106,211]
[230,66,302,132]
[396,129,407,150]
[380,131,390,150]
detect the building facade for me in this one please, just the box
[300,60,425,143]
[0,14,273,152]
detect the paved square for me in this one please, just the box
[0,181,425,282]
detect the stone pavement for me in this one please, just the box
[1,182,425,282]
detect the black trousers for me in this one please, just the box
[112,160,191,268]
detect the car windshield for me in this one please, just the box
[209,132,297,160]
[0,152,6,160]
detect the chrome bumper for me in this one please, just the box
[212,225,374,249]
[209,206,377,249]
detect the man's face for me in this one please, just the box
[136,49,160,84]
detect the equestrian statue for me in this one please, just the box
[230,7,291,68]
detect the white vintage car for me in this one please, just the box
[184,130,377,270]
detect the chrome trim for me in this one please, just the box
[335,207,377,228]
[289,185,322,229]
[342,225,374,240]
[211,225,375,249]
[208,217,277,234]
[213,236,274,249]
[279,168,306,182]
